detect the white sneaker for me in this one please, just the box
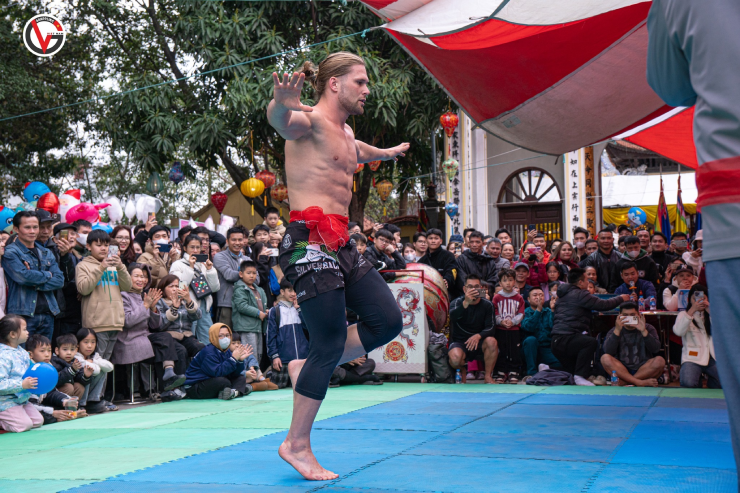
[538,364,550,372]
[574,375,595,386]
[466,372,476,380]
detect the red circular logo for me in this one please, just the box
[385,341,406,362]
[23,15,66,57]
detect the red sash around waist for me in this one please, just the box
[289,206,349,251]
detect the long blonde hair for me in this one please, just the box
[302,51,365,100]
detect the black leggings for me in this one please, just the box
[295,269,402,400]
[187,374,247,399]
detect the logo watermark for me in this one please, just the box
[23,14,66,57]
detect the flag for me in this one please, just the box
[654,177,672,242]
[417,194,429,233]
[675,175,689,235]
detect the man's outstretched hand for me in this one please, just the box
[383,142,410,162]
[272,72,313,113]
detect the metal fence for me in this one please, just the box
[500,222,563,249]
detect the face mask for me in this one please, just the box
[575,241,585,249]
[627,250,639,258]
[404,254,416,262]
[219,337,231,350]
[77,234,88,246]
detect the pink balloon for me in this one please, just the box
[65,203,111,224]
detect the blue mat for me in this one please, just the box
[407,432,623,462]
[351,399,510,416]
[654,397,728,409]
[613,438,737,470]
[456,416,639,438]
[590,464,739,493]
[495,403,647,420]
[313,412,472,432]
[643,406,729,423]
[520,393,656,407]
[395,392,527,404]
[630,420,732,442]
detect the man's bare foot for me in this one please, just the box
[637,378,659,387]
[279,439,339,481]
[484,376,496,384]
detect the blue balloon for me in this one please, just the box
[0,206,14,232]
[22,362,58,395]
[23,182,51,202]
[92,222,113,233]
[627,207,647,228]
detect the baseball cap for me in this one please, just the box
[514,261,530,272]
[35,209,53,224]
[53,223,77,236]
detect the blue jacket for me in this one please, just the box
[185,343,246,386]
[614,279,657,300]
[0,343,32,412]
[2,240,64,317]
[521,307,555,348]
[266,302,309,363]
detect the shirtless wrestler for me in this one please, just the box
[267,52,407,480]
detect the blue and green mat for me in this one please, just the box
[0,383,735,492]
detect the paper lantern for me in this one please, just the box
[255,170,275,206]
[439,111,459,137]
[146,171,163,195]
[240,178,265,215]
[441,158,459,181]
[168,161,185,184]
[355,163,364,174]
[37,192,60,214]
[270,183,288,215]
[368,160,382,172]
[211,192,228,214]
[375,179,393,217]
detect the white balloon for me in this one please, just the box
[104,196,124,223]
[124,199,137,221]
[188,217,198,229]
[135,195,163,223]
[204,215,215,231]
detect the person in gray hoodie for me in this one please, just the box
[212,227,255,328]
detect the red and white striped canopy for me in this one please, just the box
[363,0,676,155]
[613,107,698,169]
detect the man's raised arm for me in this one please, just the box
[356,139,410,164]
[267,72,313,140]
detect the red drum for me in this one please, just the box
[390,263,449,333]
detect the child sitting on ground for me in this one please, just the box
[26,334,81,423]
[492,268,525,383]
[0,315,44,433]
[51,333,91,400]
[266,279,309,388]
[229,335,277,391]
[232,260,268,362]
[75,328,114,414]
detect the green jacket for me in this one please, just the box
[231,280,267,334]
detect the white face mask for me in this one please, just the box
[404,254,416,262]
[77,234,88,246]
[219,337,231,350]
[575,241,585,249]
[627,250,639,258]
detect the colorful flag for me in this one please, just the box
[654,177,672,242]
[675,175,689,235]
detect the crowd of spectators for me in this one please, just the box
[0,205,716,433]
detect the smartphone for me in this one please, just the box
[693,291,705,303]
[148,212,156,222]
[528,224,536,232]
[673,239,688,248]
[477,288,487,298]
[108,245,119,257]
[269,248,279,257]
[193,254,209,262]
[622,316,638,325]
[179,281,188,291]
[59,229,69,241]
[157,242,172,253]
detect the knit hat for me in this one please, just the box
[449,234,463,244]
[208,323,232,350]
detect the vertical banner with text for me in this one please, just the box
[445,114,462,238]
[583,146,597,237]
[564,148,587,236]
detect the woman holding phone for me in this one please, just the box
[111,226,138,266]
[169,235,220,344]
[672,284,720,389]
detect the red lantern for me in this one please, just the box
[255,170,276,189]
[211,192,228,214]
[270,183,288,202]
[37,192,60,214]
[355,163,364,174]
[368,160,382,172]
[440,111,459,137]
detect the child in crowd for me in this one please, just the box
[75,328,114,414]
[492,269,525,383]
[263,207,286,238]
[586,280,597,295]
[26,335,80,423]
[266,279,309,388]
[229,335,277,391]
[52,333,90,400]
[0,315,44,433]
[544,264,561,301]
[350,233,368,256]
[232,260,268,362]
[521,288,561,379]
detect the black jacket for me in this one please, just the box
[650,250,678,285]
[579,249,622,293]
[51,354,90,386]
[618,250,659,286]
[364,244,406,271]
[455,250,497,287]
[551,283,624,336]
[419,247,460,298]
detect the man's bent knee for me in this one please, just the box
[448,348,465,367]
[600,353,615,369]
[359,303,403,352]
[483,337,498,353]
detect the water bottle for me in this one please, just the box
[638,295,645,312]
[611,370,618,386]
[455,369,462,384]
[649,296,657,312]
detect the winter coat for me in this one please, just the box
[662,276,699,312]
[521,307,555,348]
[614,279,657,300]
[213,249,254,308]
[51,354,90,387]
[0,264,5,318]
[455,250,497,287]
[266,301,309,362]
[76,256,132,332]
[683,251,704,277]
[673,310,715,366]
[551,283,623,336]
[555,258,580,281]
[618,250,659,285]
[170,254,221,312]
[603,324,661,371]
[184,344,246,386]
[155,298,201,339]
[364,244,407,271]
[74,352,114,376]
[232,280,267,334]
[419,247,459,298]
[137,243,181,288]
[56,249,82,321]
[1,240,64,317]
[111,291,159,365]
[0,343,31,412]
[579,248,622,293]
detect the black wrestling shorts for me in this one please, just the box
[278,220,373,303]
